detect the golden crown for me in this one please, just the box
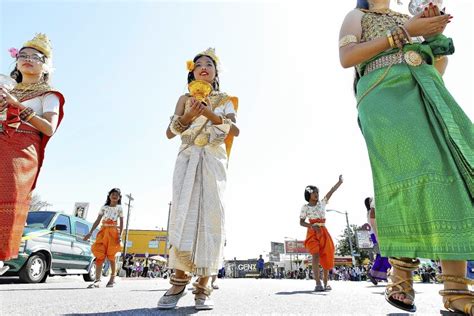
[23,33,52,58]
[198,47,219,65]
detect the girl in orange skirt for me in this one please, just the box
[84,188,124,288]
[300,175,343,292]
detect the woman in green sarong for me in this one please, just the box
[339,0,473,314]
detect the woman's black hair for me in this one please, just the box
[356,0,370,9]
[105,188,122,206]
[10,47,50,84]
[364,197,372,211]
[304,185,319,202]
[187,54,220,91]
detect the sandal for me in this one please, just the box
[211,283,219,290]
[385,258,420,313]
[106,280,115,288]
[314,284,325,292]
[157,274,191,309]
[193,282,214,310]
[369,274,379,286]
[87,279,101,288]
[439,274,474,316]
[324,284,332,291]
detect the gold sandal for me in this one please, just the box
[385,258,420,313]
[439,274,474,316]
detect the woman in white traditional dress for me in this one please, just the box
[158,48,239,311]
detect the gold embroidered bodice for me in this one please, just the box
[360,9,410,42]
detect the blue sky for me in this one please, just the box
[1,0,472,259]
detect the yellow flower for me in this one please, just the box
[186,60,195,72]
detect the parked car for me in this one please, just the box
[2,211,98,283]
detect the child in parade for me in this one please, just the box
[84,188,124,288]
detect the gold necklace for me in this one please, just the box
[11,81,51,102]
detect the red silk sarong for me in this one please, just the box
[0,125,40,261]
[304,218,335,270]
[91,220,122,265]
[0,91,65,261]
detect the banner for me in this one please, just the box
[225,260,259,278]
[73,202,89,219]
[285,240,308,254]
[356,229,374,249]
[271,242,285,254]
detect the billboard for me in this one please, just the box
[271,242,285,254]
[285,240,308,254]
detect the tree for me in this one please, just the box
[335,224,370,265]
[29,194,52,211]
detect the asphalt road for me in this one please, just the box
[0,276,451,315]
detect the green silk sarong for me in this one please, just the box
[357,35,474,260]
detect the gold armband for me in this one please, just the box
[339,35,358,48]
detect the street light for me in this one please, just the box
[327,209,356,266]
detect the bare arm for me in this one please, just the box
[166,95,188,139]
[119,217,124,238]
[339,10,452,69]
[226,113,240,137]
[83,215,103,241]
[339,9,391,68]
[0,89,59,136]
[324,175,343,202]
[300,218,312,228]
[166,96,206,139]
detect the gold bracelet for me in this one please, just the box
[400,26,413,44]
[386,31,396,49]
[25,112,36,122]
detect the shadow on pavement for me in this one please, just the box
[65,306,200,315]
[275,290,327,295]
[0,287,89,292]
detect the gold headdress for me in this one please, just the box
[198,47,219,65]
[22,33,52,58]
[186,47,220,72]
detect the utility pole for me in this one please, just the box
[345,211,356,266]
[122,193,134,261]
[327,209,356,266]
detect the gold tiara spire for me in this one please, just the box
[198,47,219,65]
[22,33,52,58]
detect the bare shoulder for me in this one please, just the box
[344,9,365,22]
[177,94,190,103]
[340,9,364,37]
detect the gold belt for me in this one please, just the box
[16,129,40,135]
[181,133,210,147]
[364,51,426,76]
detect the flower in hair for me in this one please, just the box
[186,60,195,72]
[8,47,19,58]
[306,187,314,194]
